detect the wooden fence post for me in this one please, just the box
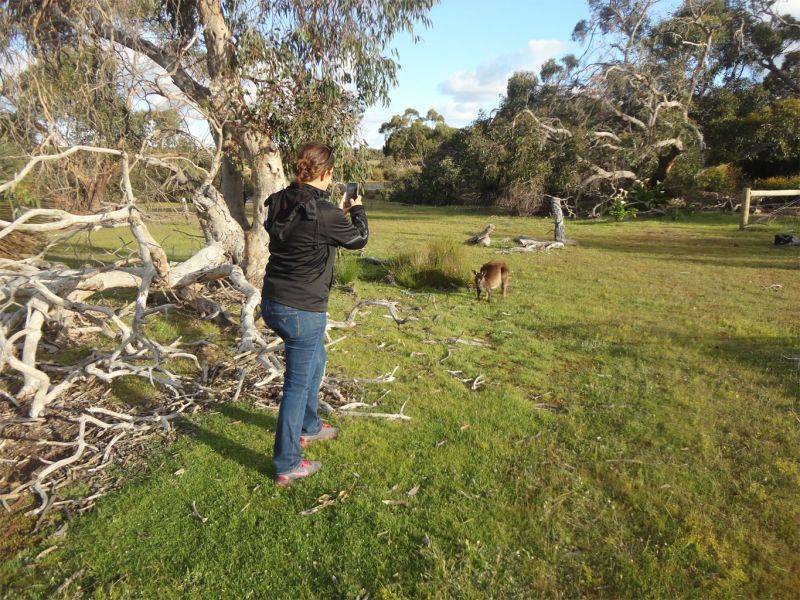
[739,187,751,230]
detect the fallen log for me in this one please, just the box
[505,239,566,253]
[466,224,495,246]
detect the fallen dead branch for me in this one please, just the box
[381,499,408,507]
[502,239,566,253]
[445,337,491,348]
[466,224,495,246]
[338,398,411,421]
[446,370,487,390]
[55,568,86,596]
[532,402,569,413]
[327,300,417,328]
[1,293,413,520]
[326,366,399,385]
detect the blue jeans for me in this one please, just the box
[261,299,326,475]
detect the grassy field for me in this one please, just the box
[3,203,799,598]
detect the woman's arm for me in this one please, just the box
[321,204,368,250]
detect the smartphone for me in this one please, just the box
[345,182,358,206]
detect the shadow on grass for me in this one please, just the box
[218,403,277,430]
[583,233,798,271]
[191,404,278,477]
[356,260,389,283]
[537,321,799,399]
[354,258,469,293]
[704,333,800,399]
[403,269,466,291]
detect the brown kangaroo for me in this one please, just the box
[473,260,510,302]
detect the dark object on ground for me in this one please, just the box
[774,234,800,246]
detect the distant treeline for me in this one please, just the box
[372,1,800,216]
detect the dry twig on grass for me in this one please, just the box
[300,489,350,516]
[327,300,417,328]
[446,370,487,391]
[191,501,209,523]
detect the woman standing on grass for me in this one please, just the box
[261,142,368,486]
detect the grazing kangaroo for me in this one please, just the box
[473,260,510,302]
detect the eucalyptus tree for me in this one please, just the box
[379,107,454,161]
[545,0,797,196]
[0,0,435,420]
[1,46,158,214]
[1,0,434,283]
[716,0,800,97]
[404,0,734,214]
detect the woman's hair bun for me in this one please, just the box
[294,158,313,181]
[293,142,334,183]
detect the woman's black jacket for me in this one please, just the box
[261,182,368,312]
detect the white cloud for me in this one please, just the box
[433,100,485,127]
[775,0,800,17]
[359,109,392,148]
[359,38,570,147]
[438,39,568,105]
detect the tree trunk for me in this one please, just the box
[66,162,116,213]
[551,197,565,242]
[220,155,249,229]
[648,143,683,187]
[242,138,287,287]
[85,167,115,213]
[195,1,287,288]
[193,181,246,265]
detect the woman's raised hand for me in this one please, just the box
[338,193,363,214]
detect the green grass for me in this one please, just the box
[2,204,799,598]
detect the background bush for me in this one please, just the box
[695,164,744,196]
[752,175,800,190]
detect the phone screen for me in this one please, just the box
[346,182,358,200]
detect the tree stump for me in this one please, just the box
[551,196,565,242]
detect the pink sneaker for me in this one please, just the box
[300,423,339,447]
[274,460,322,487]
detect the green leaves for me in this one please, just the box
[379,107,455,162]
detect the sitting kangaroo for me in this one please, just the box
[474,260,510,301]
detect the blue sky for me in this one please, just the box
[359,0,593,148]
[360,0,800,148]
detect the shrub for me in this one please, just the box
[333,251,361,285]
[607,189,638,221]
[695,164,743,195]
[496,177,547,216]
[752,175,800,191]
[663,148,703,196]
[392,239,471,289]
[628,181,667,209]
[380,171,422,203]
